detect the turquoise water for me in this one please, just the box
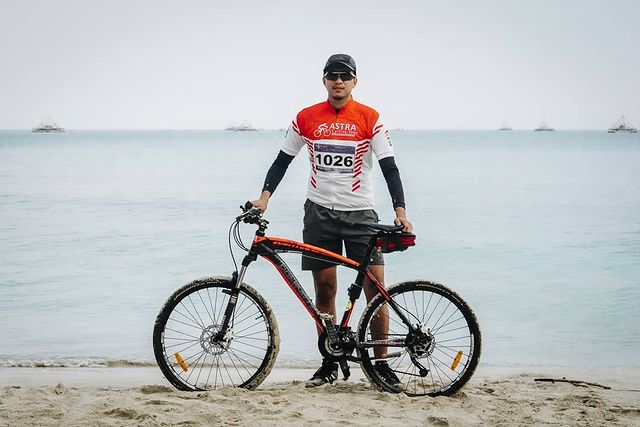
[1,129,639,368]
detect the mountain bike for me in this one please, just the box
[153,204,481,396]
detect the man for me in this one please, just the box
[251,53,412,387]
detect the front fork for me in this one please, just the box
[212,253,254,342]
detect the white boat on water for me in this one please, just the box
[534,121,554,132]
[498,122,513,131]
[32,117,65,133]
[225,121,257,131]
[607,116,637,133]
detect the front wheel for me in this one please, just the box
[357,281,481,396]
[153,276,280,391]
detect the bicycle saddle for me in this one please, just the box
[352,222,404,233]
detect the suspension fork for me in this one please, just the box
[212,250,256,341]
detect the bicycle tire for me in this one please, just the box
[357,281,481,397]
[153,276,280,391]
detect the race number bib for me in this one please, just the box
[314,143,355,174]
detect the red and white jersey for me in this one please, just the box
[282,98,395,211]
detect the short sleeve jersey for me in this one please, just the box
[282,98,394,211]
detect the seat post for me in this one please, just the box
[354,232,381,282]
[339,233,381,327]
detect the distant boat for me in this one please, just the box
[534,121,554,132]
[225,121,257,131]
[498,122,513,131]
[32,117,65,133]
[607,116,637,133]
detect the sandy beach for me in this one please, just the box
[1,365,638,426]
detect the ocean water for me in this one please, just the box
[1,129,639,369]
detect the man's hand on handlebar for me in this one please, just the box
[237,201,266,224]
[250,190,271,213]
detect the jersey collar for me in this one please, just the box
[325,97,355,115]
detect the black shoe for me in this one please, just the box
[305,360,338,387]
[374,361,401,387]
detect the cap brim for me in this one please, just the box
[323,61,356,73]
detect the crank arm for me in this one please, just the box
[356,340,406,349]
[344,350,404,363]
[368,351,403,361]
[339,360,350,380]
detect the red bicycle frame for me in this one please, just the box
[212,209,417,357]
[248,235,391,330]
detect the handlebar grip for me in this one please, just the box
[239,201,254,213]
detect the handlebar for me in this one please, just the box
[236,203,406,236]
[236,201,267,225]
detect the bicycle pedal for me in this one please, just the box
[339,360,350,380]
[319,313,334,323]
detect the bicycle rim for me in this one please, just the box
[358,281,481,396]
[153,277,279,391]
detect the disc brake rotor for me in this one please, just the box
[200,325,233,355]
[406,325,435,358]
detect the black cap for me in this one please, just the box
[323,54,356,75]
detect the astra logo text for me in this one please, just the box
[313,122,358,138]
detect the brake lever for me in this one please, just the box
[236,201,263,223]
[243,208,263,223]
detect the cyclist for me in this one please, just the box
[251,53,412,387]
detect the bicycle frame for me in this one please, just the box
[248,235,389,330]
[215,220,416,348]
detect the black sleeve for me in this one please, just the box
[378,156,406,209]
[261,150,295,195]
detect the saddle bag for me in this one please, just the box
[375,232,416,253]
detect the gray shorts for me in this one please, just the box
[302,199,384,271]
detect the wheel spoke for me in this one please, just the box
[187,294,207,328]
[173,305,205,329]
[167,316,206,331]
[197,289,216,326]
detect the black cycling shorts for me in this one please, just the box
[302,199,384,271]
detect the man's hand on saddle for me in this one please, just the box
[394,207,413,233]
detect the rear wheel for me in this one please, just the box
[357,281,481,396]
[153,276,279,391]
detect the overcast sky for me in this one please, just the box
[1,0,638,130]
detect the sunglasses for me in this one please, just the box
[324,71,355,81]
